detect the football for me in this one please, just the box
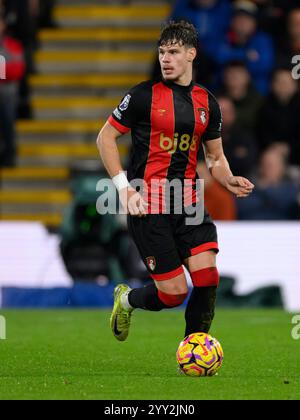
[176,332,224,377]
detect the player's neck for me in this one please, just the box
[174,72,193,87]
[163,73,193,91]
[163,78,194,91]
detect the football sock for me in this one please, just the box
[128,284,187,311]
[184,286,217,337]
[120,290,133,310]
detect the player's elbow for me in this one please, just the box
[206,150,228,168]
[205,152,219,170]
[96,124,107,148]
[97,122,119,150]
[96,127,111,151]
[96,130,104,150]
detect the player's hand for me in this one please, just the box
[225,176,255,198]
[119,187,148,217]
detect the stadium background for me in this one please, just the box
[0,0,300,402]
[0,0,300,310]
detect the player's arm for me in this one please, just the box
[96,110,147,217]
[202,92,254,198]
[97,121,125,180]
[203,138,254,198]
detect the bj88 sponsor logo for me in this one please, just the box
[160,132,199,155]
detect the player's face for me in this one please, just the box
[158,42,196,82]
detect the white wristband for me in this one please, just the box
[112,172,130,192]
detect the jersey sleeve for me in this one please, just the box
[108,85,141,134]
[203,92,223,142]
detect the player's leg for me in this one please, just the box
[172,207,219,337]
[110,214,187,341]
[126,213,188,312]
[184,250,219,337]
[111,270,189,342]
[128,271,189,311]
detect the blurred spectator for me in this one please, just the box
[3,0,38,72]
[213,0,275,94]
[0,14,25,167]
[252,0,299,41]
[237,147,300,220]
[276,8,300,70]
[197,161,237,220]
[218,96,257,177]
[171,0,232,54]
[3,0,40,118]
[39,0,56,28]
[220,60,263,131]
[258,68,300,165]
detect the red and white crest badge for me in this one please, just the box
[198,108,207,125]
[146,256,156,272]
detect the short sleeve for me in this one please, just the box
[108,86,140,134]
[203,92,222,142]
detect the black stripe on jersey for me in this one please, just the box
[166,88,196,180]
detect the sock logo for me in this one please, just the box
[146,256,156,272]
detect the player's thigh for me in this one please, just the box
[127,213,183,278]
[184,250,216,272]
[172,209,218,271]
[154,273,189,295]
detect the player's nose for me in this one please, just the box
[161,53,170,62]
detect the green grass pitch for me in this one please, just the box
[0,309,299,400]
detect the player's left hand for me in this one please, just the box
[225,176,255,198]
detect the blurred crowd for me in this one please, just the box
[0,0,55,167]
[0,0,299,221]
[163,0,300,220]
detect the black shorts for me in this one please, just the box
[127,208,218,281]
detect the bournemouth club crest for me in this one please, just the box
[198,108,207,125]
[146,256,156,272]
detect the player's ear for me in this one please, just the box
[187,47,197,62]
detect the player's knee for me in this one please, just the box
[157,289,189,308]
[190,267,219,288]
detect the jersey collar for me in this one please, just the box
[162,79,194,92]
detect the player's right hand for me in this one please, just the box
[119,187,148,218]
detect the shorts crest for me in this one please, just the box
[146,256,156,272]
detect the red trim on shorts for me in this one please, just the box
[108,115,131,134]
[190,241,219,256]
[150,265,184,281]
[190,267,219,287]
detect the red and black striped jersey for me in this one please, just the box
[108,79,222,210]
